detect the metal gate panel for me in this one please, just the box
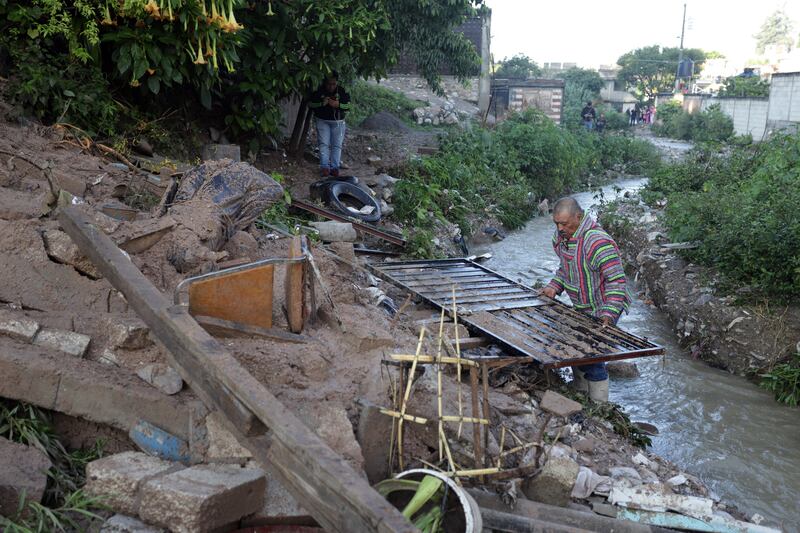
[370,259,663,368]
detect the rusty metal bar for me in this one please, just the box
[291,198,406,247]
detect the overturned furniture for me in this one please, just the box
[59,207,414,532]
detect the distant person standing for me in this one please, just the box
[628,108,636,126]
[581,101,596,130]
[648,105,656,124]
[309,71,351,177]
[595,113,607,133]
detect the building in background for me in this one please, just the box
[489,78,565,124]
[597,66,637,113]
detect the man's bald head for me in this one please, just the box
[553,197,583,218]
[552,197,584,240]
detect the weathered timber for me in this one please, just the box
[284,236,305,333]
[59,207,414,533]
[194,315,312,344]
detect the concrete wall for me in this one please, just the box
[670,72,800,140]
[767,72,800,132]
[507,86,564,124]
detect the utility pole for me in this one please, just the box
[674,2,687,93]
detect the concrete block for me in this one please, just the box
[42,229,102,279]
[310,221,357,242]
[139,464,266,533]
[205,412,252,463]
[85,452,177,516]
[540,390,582,418]
[248,464,309,522]
[136,363,183,395]
[106,317,152,350]
[101,514,166,533]
[356,402,393,484]
[99,349,120,366]
[33,328,91,358]
[202,144,241,162]
[522,456,580,507]
[0,310,40,342]
[0,436,52,517]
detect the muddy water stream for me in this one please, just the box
[474,179,800,530]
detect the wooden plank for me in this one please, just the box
[189,264,274,329]
[452,337,488,350]
[194,315,312,344]
[59,207,414,533]
[284,236,305,333]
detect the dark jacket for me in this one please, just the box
[309,85,351,121]
[581,105,596,121]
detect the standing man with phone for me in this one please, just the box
[309,71,351,177]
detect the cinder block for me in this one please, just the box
[540,390,583,418]
[0,310,40,342]
[105,317,152,350]
[33,328,91,358]
[85,452,178,516]
[139,464,266,533]
[0,437,52,517]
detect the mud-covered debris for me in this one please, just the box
[540,390,582,418]
[43,228,102,278]
[310,221,357,242]
[106,316,152,350]
[522,456,580,507]
[136,363,183,395]
[0,309,41,342]
[33,328,91,358]
[0,436,52,517]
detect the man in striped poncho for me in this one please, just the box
[541,197,631,402]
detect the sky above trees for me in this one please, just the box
[488,0,800,67]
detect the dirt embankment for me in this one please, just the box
[601,196,800,376]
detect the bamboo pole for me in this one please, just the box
[436,308,446,462]
[379,409,429,425]
[389,354,478,367]
[441,416,489,424]
[469,366,482,470]
[498,441,539,459]
[481,362,491,466]
[497,426,506,469]
[397,328,426,471]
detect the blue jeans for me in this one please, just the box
[579,362,608,381]
[316,118,345,171]
[583,119,594,131]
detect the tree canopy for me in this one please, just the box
[495,54,541,79]
[0,0,483,144]
[617,45,706,100]
[718,76,770,98]
[754,9,795,55]
[555,67,604,95]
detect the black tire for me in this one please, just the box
[309,176,359,202]
[325,181,382,223]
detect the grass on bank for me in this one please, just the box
[348,80,427,127]
[642,130,800,301]
[0,400,107,531]
[392,108,662,257]
[760,351,800,407]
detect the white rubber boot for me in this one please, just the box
[572,368,589,393]
[588,379,609,402]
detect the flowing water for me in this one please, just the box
[474,179,800,531]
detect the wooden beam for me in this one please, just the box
[194,315,312,344]
[59,207,414,533]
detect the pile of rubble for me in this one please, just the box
[413,101,463,126]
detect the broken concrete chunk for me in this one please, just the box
[139,464,266,533]
[608,485,714,520]
[85,451,177,516]
[356,402,393,484]
[667,474,688,487]
[0,186,48,220]
[249,465,309,523]
[136,363,183,395]
[106,316,152,350]
[609,466,642,481]
[310,221,357,242]
[42,229,102,279]
[99,349,120,366]
[0,310,41,342]
[0,436,52,517]
[100,514,166,533]
[540,390,582,418]
[522,456,580,507]
[205,413,252,463]
[33,328,91,358]
[573,437,598,454]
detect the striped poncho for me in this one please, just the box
[545,214,630,322]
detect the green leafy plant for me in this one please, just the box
[375,476,446,532]
[653,103,733,142]
[643,131,800,299]
[760,352,800,406]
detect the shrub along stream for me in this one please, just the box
[392,109,662,257]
